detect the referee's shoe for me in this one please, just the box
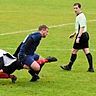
[87,68,94,72]
[60,65,71,71]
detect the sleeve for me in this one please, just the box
[18,37,34,61]
[13,42,23,57]
[32,33,41,42]
[79,15,86,28]
[24,37,34,51]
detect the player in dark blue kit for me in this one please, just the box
[14,24,57,81]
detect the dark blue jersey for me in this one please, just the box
[19,32,42,56]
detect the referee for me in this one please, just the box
[60,3,94,72]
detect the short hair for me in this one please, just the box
[38,24,48,31]
[73,3,81,8]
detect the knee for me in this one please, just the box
[83,48,89,54]
[71,49,78,54]
[30,62,40,71]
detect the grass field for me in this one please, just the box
[0,0,96,96]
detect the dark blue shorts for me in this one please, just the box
[22,54,39,66]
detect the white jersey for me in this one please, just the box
[0,49,17,66]
[75,12,87,34]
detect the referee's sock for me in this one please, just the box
[86,53,93,69]
[68,54,77,68]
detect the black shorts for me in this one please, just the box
[3,61,23,74]
[73,32,89,49]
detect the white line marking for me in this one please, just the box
[0,23,73,36]
[0,19,95,36]
[0,28,37,36]
[0,11,20,13]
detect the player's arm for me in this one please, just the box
[18,37,34,61]
[77,27,84,38]
[24,37,34,52]
[76,14,86,43]
[76,27,84,43]
[13,42,23,57]
[69,32,76,38]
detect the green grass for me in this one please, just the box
[0,0,96,96]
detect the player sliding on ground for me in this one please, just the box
[0,49,22,83]
[0,49,57,83]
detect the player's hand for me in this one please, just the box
[0,69,3,72]
[76,38,80,43]
[23,64,30,69]
[69,32,76,39]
